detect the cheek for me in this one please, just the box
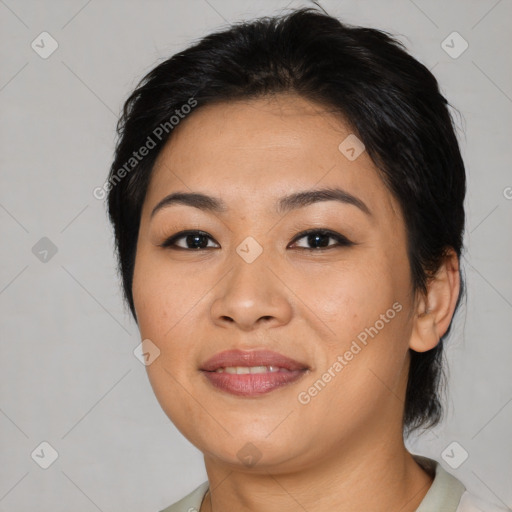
[132,253,209,434]
[292,254,412,388]
[292,256,400,336]
[132,249,205,340]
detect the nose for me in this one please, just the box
[209,253,293,332]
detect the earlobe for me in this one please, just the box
[409,307,439,352]
[409,250,461,353]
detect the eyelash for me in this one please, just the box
[160,229,355,251]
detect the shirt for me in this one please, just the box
[159,455,510,512]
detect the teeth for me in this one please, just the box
[249,366,267,374]
[214,366,286,374]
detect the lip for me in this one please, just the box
[200,349,309,397]
[200,349,308,372]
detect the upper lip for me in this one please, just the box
[200,349,309,372]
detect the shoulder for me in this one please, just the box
[158,481,209,512]
[456,491,511,512]
[412,455,510,512]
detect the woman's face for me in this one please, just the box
[133,94,417,471]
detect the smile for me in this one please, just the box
[213,366,294,374]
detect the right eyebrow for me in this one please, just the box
[150,192,227,219]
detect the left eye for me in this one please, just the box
[288,229,354,250]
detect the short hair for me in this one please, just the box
[107,7,466,435]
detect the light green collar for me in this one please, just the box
[413,454,466,512]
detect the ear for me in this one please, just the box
[409,249,461,352]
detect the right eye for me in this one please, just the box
[160,230,220,250]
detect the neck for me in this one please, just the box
[200,431,433,512]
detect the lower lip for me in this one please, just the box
[201,369,307,397]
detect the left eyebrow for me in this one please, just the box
[276,187,371,216]
[150,187,371,219]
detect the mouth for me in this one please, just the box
[199,349,309,397]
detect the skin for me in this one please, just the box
[132,94,460,512]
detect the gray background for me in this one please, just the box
[1,0,511,511]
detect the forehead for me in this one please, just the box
[144,94,399,219]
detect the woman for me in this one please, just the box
[106,7,507,512]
